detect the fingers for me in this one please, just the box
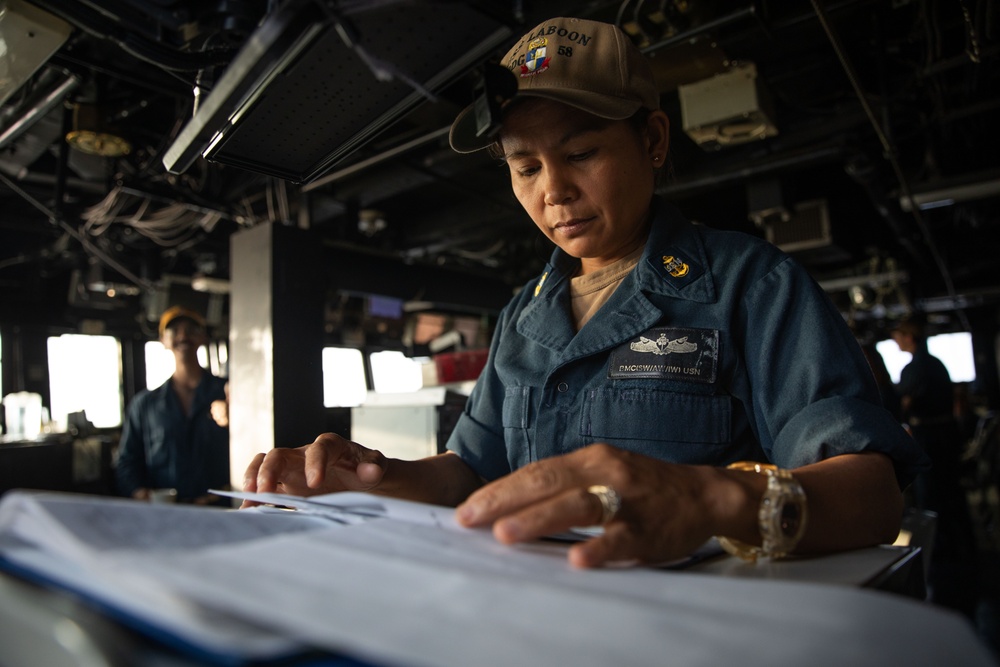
[355,460,386,487]
[240,452,268,508]
[254,449,298,493]
[457,457,578,527]
[485,484,650,569]
[241,434,389,510]
[210,399,229,427]
[303,437,333,489]
[304,433,387,491]
[568,523,634,569]
[456,444,719,568]
[242,444,313,504]
[242,452,264,492]
[491,487,605,544]
[456,447,636,567]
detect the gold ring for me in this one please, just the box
[587,485,621,525]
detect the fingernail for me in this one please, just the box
[496,518,522,542]
[456,503,476,524]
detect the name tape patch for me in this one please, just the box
[608,327,719,383]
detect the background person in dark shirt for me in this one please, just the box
[116,306,230,505]
[861,341,901,421]
[892,318,978,618]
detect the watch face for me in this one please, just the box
[780,503,802,538]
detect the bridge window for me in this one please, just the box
[322,347,367,407]
[369,350,425,394]
[47,334,123,429]
[876,331,976,384]
[145,342,211,390]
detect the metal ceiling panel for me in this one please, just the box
[163,0,513,183]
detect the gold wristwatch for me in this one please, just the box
[716,461,808,563]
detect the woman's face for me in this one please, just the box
[500,99,669,275]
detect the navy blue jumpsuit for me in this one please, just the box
[447,199,926,487]
[116,372,230,502]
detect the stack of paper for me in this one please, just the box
[0,489,994,667]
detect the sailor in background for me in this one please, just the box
[117,306,230,505]
[892,319,979,618]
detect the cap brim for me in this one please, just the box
[448,104,490,154]
[449,90,644,154]
[159,308,206,335]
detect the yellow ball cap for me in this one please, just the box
[158,306,206,336]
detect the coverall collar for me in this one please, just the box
[517,198,718,356]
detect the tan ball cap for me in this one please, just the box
[449,17,660,153]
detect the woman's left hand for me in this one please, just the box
[455,443,751,568]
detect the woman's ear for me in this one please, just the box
[646,109,670,164]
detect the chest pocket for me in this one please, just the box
[582,387,730,448]
[502,386,531,429]
[144,421,170,465]
[501,386,534,470]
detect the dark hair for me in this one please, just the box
[892,319,925,341]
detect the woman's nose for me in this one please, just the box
[543,166,578,206]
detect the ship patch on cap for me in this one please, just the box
[521,37,550,77]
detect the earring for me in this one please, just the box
[652,155,661,163]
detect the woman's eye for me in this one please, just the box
[516,165,540,177]
[569,149,596,161]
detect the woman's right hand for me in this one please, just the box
[241,433,388,508]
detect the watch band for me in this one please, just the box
[716,461,808,563]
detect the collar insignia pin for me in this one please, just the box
[662,255,690,278]
[534,271,548,297]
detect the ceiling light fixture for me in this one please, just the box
[65,103,132,157]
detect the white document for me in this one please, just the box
[0,490,323,661]
[210,487,462,527]
[0,489,994,667]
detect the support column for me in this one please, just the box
[228,223,325,486]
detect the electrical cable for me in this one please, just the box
[80,186,224,248]
[0,171,155,291]
[615,0,634,28]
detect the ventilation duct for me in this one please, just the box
[763,199,830,252]
[761,199,852,265]
[678,63,778,150]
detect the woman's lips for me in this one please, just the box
[554,217,594,237]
